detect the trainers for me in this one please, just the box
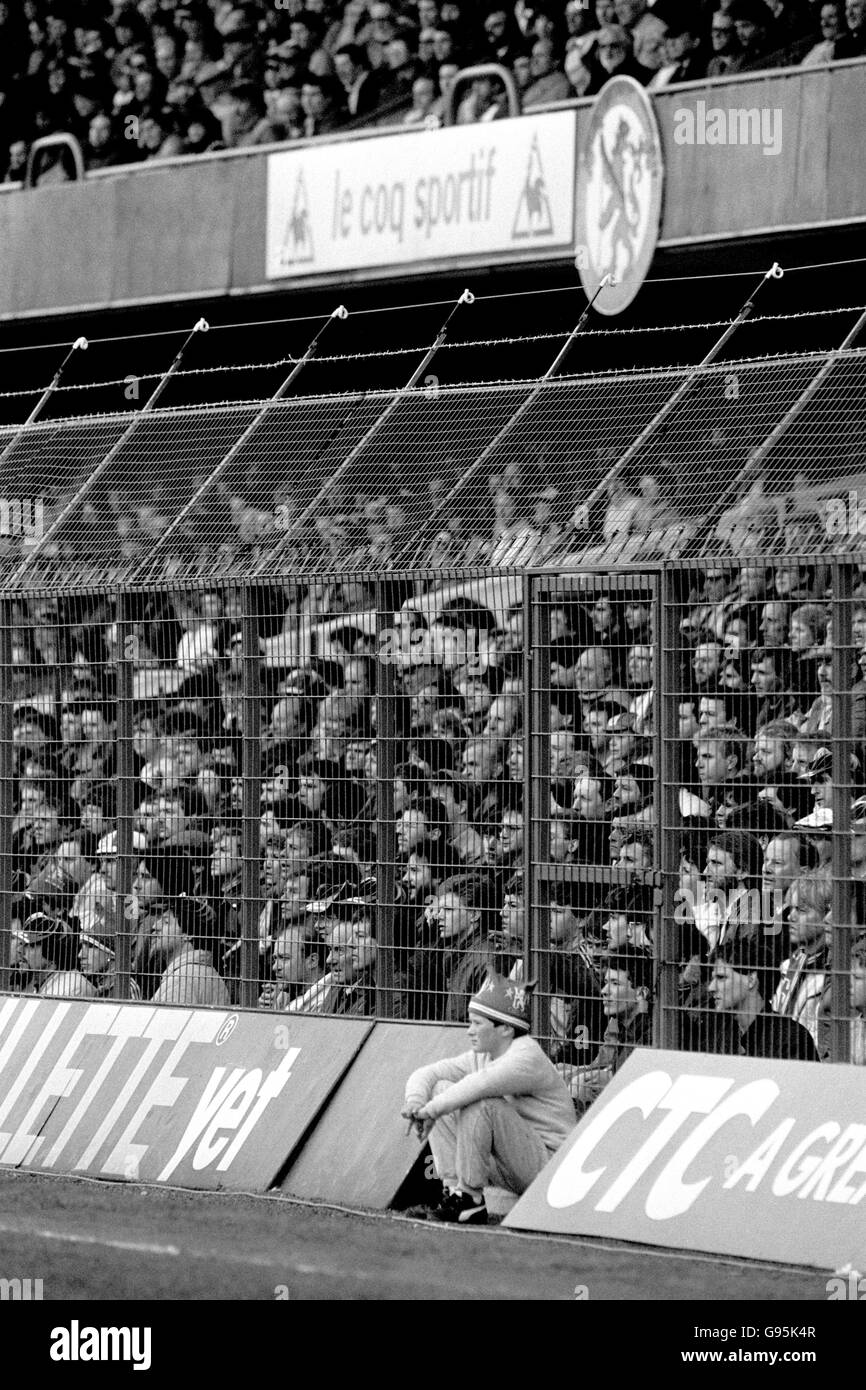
[429,1190,488,1225]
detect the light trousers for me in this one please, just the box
[427,1080,550,1198]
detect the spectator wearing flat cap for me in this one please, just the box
[402,969,576,1223]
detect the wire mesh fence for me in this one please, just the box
[1,344,866,588]
[1,559,864,1099]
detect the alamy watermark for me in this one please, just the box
[0,497,44,542]
[824,490,866,539]
[50,1322,152,1371]
[673,102,782,158]
[826,1268,865,1300]
[0,1275,43,1300]
[674,885,786,934]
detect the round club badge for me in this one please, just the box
[575,76,664,317]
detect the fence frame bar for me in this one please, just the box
[527,575,551,1042]
[113,588,135,999]
[830,560,854,1063]
[0,598,13,992]
[240,583,262,1010]
[656,567,680,1050]
[374,581,396,1017]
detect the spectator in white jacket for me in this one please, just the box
[402,970,576,1223]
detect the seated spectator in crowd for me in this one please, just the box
[455,72,505,122]
[402,971,575,1223]
[751,647,798,729]
[694,730,754,826]
[706,6,742,74]
[772,874,832,1054]
[521,37,571,107]
[19,910,96,998]
[706,939,818,1059]
[482,7,523,67]
[648,15,707,87]
[258,922,323,1011]
[402,869,500,1020]
[333,43,380,118]
[145,852,230,1006]
[727,0,783,70]
[751,720,807,823]
[303,913,378,1015]
[614,0,668,67]
[3,137,28,182]
[601,883,654,953]
[558,948,653,1110]
[375,35,418,112]
[402,74,439,125]
[223,79,280,146]
[85,110,120,169]
[572,772,614,864]
[78,905,142,1001]
[834,0,866,56]
[0,0,839,164]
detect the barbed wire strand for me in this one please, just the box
[0,252,864,358]
[2,343,862,432]
[0,306,862,404]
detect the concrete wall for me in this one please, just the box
[0,60,863,319]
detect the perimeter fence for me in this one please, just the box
[2,320,866,1087]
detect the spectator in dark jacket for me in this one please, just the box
[705,939,819,1059]
[834,0,866,56]
[334,43,381,118]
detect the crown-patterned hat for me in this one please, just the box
[469,970,534,1033]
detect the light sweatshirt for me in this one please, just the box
[404,1034,576,1154]
[151,946,230,1008]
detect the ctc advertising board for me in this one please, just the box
[0,997,370,1190]
[506,1050,866,1271]
[265,112,575,279]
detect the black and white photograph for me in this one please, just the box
[0,0,863,1352]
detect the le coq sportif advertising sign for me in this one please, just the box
[266,112,575,278]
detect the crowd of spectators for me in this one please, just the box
[6,556,866,1105]
[0,0,862,182]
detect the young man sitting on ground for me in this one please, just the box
[401,971,576,1223]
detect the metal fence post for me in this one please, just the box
[0,597,13,992]
[240,582,262,1010]
[114,588,135,999]
[831,560,853,1063]
[375,580,396,1018]
[656,568,680,1050]
[527,575,551,1044]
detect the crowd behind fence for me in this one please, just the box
[4,1,863,184]
[2,342,866,590]
[1,555,864,1113]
